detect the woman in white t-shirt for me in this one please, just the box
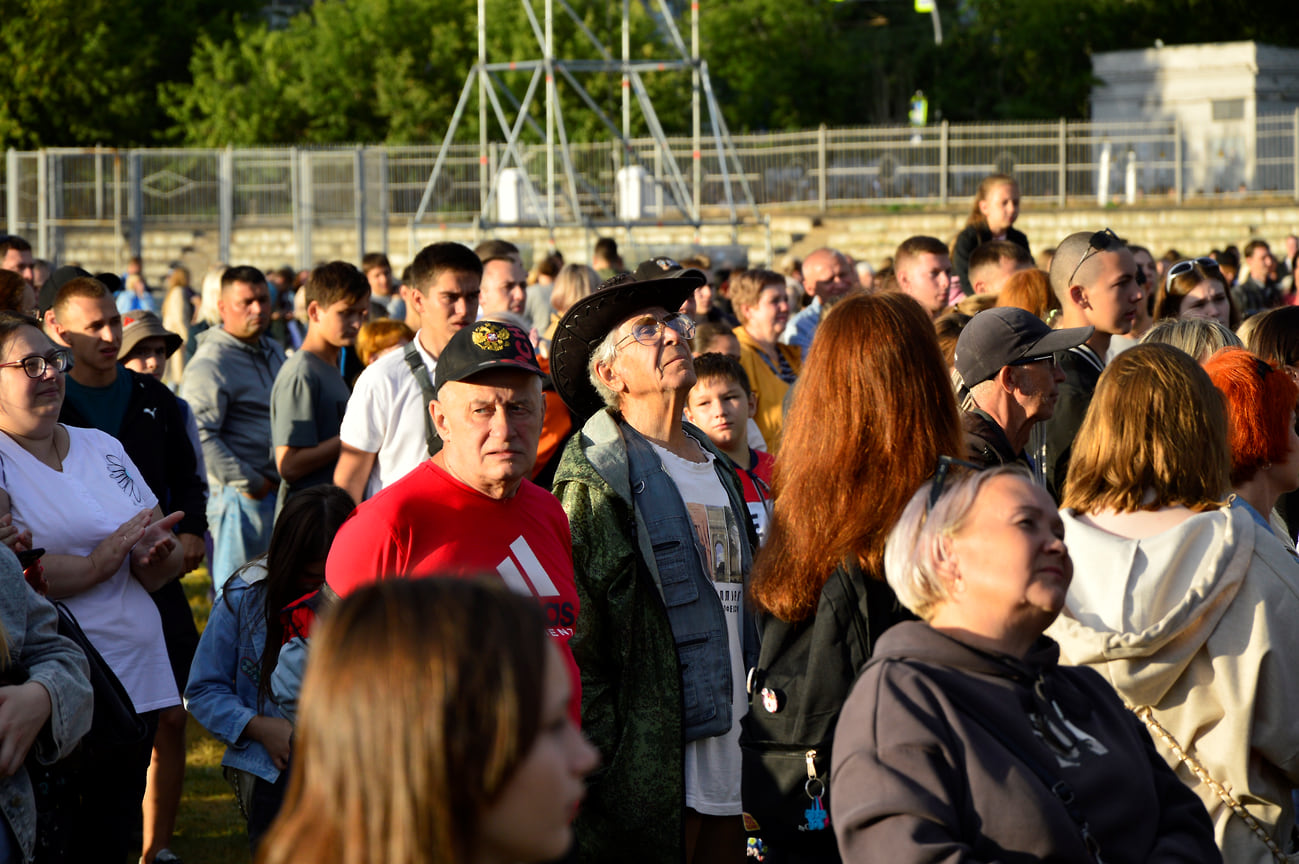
[0,311,184,863]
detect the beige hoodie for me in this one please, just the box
[1048,502,1299,864]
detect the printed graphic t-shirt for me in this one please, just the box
[651,438,747,817]
[325,459,581,724]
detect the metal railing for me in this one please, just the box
[7,112,1299,265]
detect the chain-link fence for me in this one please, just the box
[8,113,1299,263]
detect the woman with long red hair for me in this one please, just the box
[740,291,963,863]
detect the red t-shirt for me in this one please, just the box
[326,460,581,724]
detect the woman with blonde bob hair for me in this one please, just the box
[257,578,597,864]
[1048,343,1299,864]
[829,463,1220,862]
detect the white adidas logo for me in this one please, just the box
[496,536,559,598]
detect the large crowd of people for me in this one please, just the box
[0,176,1297,864]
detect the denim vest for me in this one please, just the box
[621,421,752,743]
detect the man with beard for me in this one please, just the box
[952,307,1094,481]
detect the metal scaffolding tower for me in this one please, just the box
[410,0,762,245]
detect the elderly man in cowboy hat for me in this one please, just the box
[551,259,757,864]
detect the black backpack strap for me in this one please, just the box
[402,340,442,457]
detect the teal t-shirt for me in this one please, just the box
[65,365,132,438]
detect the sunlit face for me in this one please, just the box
[122,335,170,380]
[432,370,544,499]
[684,376,754,452]
[480,259,528,316]
[897,252,952,317]
[978,181,1020,235]
[53,293,122,375]
[0,325,64,433]
[940,475,1072,640]
[218,280,272,341]
[366,266,392,297]
[802,252,853,306]
[1177,279,1231,328]
[411,269,481,355]
[311,294,370,348]
[476,643,599,864]
[1078,248,1141,336]
[741,284,790,342]
[599,307,696,403]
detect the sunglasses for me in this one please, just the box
[1164,257,1220,293]
[1065,228,1122,288]
[1009,353,1059,370]
[926,455,985,512]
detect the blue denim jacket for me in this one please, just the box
[184,567,283,783]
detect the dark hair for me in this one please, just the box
[251,485,356,710]
[593,237,618,261]
[305,261,369,309]
[967,240,1032,276]
[0,271,28,312]
[932,310,971,369]
[691,320,739,356]
[750,292,962,622]
[360,252,390,274]
[1243,239,1271,259]
[473,239,521,266]
[408,242,483,297]
[535,253,562,280]
[692,352,751,393]
[0,311,43,353]
[221,265,267,291]
[1246,306,1299,368]
[0,236,31,257]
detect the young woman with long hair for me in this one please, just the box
[257,578,598,864]
[740,291,963,863]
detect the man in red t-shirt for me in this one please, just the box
[325,318,581,723]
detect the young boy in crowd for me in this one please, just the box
[684,352,774,543]
[270,261,370,513]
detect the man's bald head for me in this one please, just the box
[801,248,854,306]
[1049,230,1119,304]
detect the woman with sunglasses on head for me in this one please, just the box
[0,311,185,863]
[740,291,962,863]
[1153,257,1239,330]
[830,463,1220,863]
[1048,343,1299,864]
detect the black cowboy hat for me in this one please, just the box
[549,258,706,419]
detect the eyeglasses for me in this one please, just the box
[0,348,73,379]
[1010,353,1059,370]
[1065,228,1122,288]
[1165,257,1220,293]
[614,313,696,349]
[926,455,985,512]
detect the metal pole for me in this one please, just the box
[621,0,630,142]
[289,147,300,269]
[692,0,701,221]
[1174,117,1184,205]
[94,146,103,222]
[36,151,47,259]
[355,146,367,260]
[300,150,314,270]
[129,151,143,262]
[545,0,555,226]
[939,120,949,205]
[112,151,122,270]
[1292,108,1298,203]
[380,148,390,255]
[219,146,233,265]
[478,0,489,214]
[1057,118,1067,207]
[5,150,17,236]
[817,124,827,212]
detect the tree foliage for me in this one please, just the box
[0,0,257,147]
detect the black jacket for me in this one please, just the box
[1039,346,1103,499]
[961,406,1031,471]
[60,369,207,538]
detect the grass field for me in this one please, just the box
[166,570,252,864]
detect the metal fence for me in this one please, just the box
[8,113,1299,265]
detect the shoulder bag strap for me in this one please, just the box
[402,340,442,457]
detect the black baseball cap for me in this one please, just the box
[953,308,1094,395]
[433,320,544,394]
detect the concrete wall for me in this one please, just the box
[51,202,1299,286]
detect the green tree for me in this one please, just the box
[0,0,257,147]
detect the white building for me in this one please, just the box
[1091,41,1299,194]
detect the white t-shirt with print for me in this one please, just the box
[338,330,437,499]
[0,425,177,712]
[651,436,746,817]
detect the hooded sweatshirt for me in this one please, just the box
[181,328,286,492]
[831,621,1218,864]
[1048,502,1299,864]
